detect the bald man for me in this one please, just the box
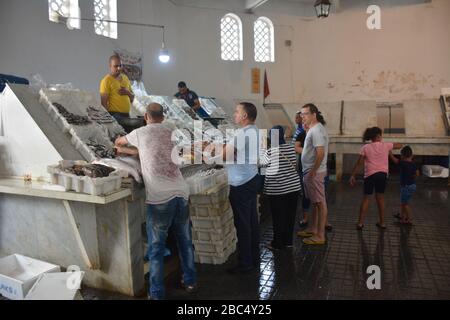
[100,55,135,122]
[115,103,197,300]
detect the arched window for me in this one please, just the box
[48,0,80,30]
[220,13,243,61]
[94,0,117,39]
[254,17,274,62]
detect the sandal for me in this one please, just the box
[376,223,387,229]
[303,238,325,245]
[297,231,314,237]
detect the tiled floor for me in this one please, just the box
[80,177,450,300]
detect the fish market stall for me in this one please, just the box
[0,82,238,297]
[0,83,146,296]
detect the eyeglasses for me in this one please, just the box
[300,112,311,116]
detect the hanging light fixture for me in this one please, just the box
[158,28,170,63]
[314,0,331,18]
[51,10,171,63]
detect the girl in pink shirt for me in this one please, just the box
[349,127,402,229]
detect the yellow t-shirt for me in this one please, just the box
[99,74,133,113]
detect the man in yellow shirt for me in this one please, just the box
[100,55,135,121]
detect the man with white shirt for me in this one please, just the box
[297,103,329,245]
[115,103,197,300]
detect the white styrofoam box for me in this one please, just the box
[0,254,60,300]
[186,174,216,195]
[422,165,449,178]
[192,231,236,254]
[192,214,235,242]
[194,240,237,265]
[24,271,85,300]
[193,228,237,254]
[191,207,234,231]
[39,89,116,161]
[215,171,228,185]
[70,134,96,162]
[47,160,122,196]
[190,200,231,218]
[189,183,230,205]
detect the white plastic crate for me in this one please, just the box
[47,161,123,196]
[422,165,449,178]
[193,228,236,254]
[186,174,215,194]
[189,200,231,218]
[191,207,233,230]
[189,183,229,205]
[0,254,60,300]
[192,214,235,241]
[194,240,236,265]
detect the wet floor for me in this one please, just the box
[78,177,450,300]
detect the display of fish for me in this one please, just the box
[86,139,115,159]
[63,163,115,178]
[52,102,91,125]
[86,106,115,123]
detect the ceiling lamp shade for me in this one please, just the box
[314,0,331,18]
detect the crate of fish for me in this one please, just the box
[190,207,233,231]
[189,200,231,218]
[192,214,235,242]
[189,182,229,206]
[47,160,122,196]
[194,239,236,265]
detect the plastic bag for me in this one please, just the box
[29,73,48,94]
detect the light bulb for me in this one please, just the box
[159,47,170,63]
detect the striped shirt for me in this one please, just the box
[260,144,301,195]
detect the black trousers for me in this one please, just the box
[229,176,260,269]
[267,191,299,248]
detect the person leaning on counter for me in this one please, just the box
[100,55,135,122]
[174,81,209,118]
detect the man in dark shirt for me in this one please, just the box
[174,81,209,118]
[292,111,304,144]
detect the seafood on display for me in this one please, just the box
[64,163,115,178]
[86,139,115,159]
[87,106,115,124]
[52,102,91,125]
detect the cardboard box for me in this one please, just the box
[0,254,60,300]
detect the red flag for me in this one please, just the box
[263,69,270,100]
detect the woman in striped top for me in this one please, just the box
[260,125,301,250]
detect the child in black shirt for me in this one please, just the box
[389,146,419,225]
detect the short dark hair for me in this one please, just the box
[401,146,413,158]
[109,54,121,63]
[239,102,257,121]
[301,103,326,125]
[178,81,187,88]
[146,103,164,119]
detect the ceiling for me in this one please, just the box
[168,0,432,15]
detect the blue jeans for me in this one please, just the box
[147,197,197,299]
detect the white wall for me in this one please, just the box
[1,0,449,113]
